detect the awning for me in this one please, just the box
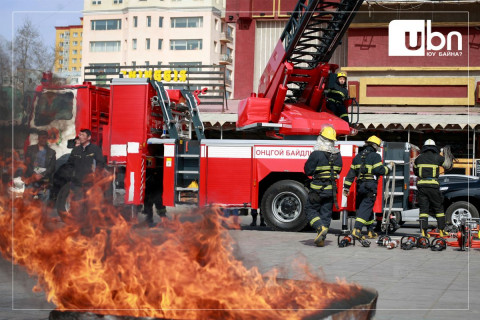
[200,113,238,126]
[357,113,480,131]
[199,112,480,131]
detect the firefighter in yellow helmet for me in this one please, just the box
[325,71,349,124]
[343,135,393,244]
[414,139,452,237]
[304,126,343,246]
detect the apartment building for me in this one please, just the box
[82,0,234,98]
[54,19,84,83]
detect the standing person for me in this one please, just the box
[24,130,56,201]
[343,136,393,241]
[66,129,105,215]
[250,209,266,227]
[143,167,167,226]
[304,126,343,247]
[325,71,349,124]
[414,139,452,237]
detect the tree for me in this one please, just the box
[13,18,55,93]
[0,38,11,85]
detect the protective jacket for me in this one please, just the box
[413,145,445,188]
[326,82,348,105]
[67,143,105,186]
[24,144,56,184]
[343,145,389,190]
[304,150,342,192]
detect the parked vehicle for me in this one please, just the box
[397,174,480,228]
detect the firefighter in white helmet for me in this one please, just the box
[414,139,452,237]
[343,135,393,243]
[325,71,349,124]
[304,126,343,247]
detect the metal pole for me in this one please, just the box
[407,128,410,143]
[220,123,223,139]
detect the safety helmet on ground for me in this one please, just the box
[337,71,347,79]
[366,135,382,146]
[424,139,436,146]
[320,126,337,141]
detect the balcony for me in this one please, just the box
[220,32,233,43]
[219,54,232,65]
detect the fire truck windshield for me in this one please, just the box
[34,91,74,126]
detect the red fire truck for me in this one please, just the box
[34,0,416,232]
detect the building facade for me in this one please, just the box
[224,0,480,171]
[54,19,84,83]
[82,0,234,97]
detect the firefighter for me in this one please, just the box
[414,139,452,237]
[304,126,343,247]
[343,136,393,241]
[326,71,349,124]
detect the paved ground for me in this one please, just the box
[0,210,479,320]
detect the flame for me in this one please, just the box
[0,170,362,319]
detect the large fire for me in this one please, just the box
[0,167,363,319]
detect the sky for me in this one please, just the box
[0,0,84,47]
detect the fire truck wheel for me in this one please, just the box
[261,180,308,232]
[56,183,72,220]
[446,201,479,227]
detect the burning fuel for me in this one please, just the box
[0,174,366,320]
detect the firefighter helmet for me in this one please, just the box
[366,135,382,146]
[337,71,347,79]
[424,139,436,146]
[320,126,337,141]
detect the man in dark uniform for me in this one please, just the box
[304,126,343,247]
[24,130,56,201]
[66,128,105,215]
[414,139,452,237]
[343,136,392,241]
[326,71,349,124]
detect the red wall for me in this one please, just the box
[348,27,479,67]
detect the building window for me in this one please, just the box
[145,61,150,66]
[146,38,150,50]
[132,61,136,66]
[157,61,162,65]
[132,38,137,50]
[171,17,203,28]
[170,39,202,50]
[73,32,78,37]
[73,41,78,46]
[147,16,151,27]
[158,39,162,50]
[159,17,163,28]
[91,19,122,30]
[59,42,64,47]
[89,41,121,52]
[133,16,138,27]
[72,67,77,71]
[73,49,78,54]
[72,58,77,64]
[113,0,123,3]
[59,59,63,64]
[92,0,102,4]
[60,34,64,38]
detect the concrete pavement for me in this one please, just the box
[0,213,479,320]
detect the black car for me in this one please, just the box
[440,175,480,227]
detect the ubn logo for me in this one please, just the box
[388,20,462,56]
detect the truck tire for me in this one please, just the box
[56,182,72,221]
[446,201,479,227]
[261,180,308,232]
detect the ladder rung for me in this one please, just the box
[177,170,199,174]
[178,154,199,158]
[176,187,198,191]
[383,208,404,211]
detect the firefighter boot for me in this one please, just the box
[439,229,449,237]
[314,226,329,247]
[367,230,378,239]
[421,229,431,238]
[351,228,366,241]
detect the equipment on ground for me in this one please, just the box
[338,234,355,247]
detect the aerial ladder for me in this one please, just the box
[237,0,364,137]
